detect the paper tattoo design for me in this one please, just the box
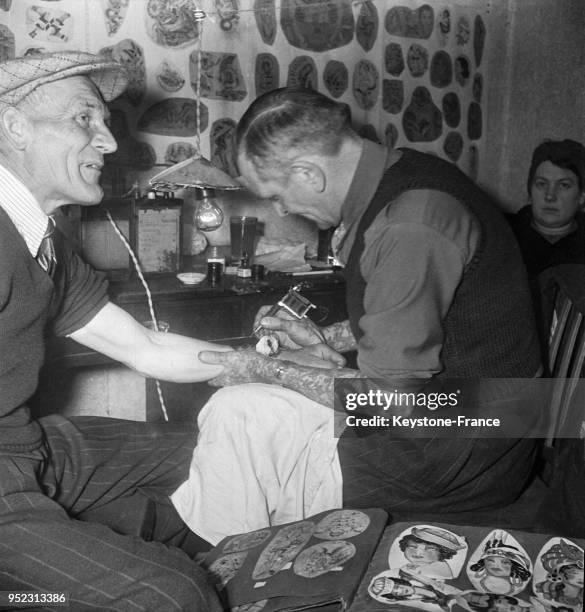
[383,79,404,114]
[138,98,207,137]
[223,529,272,554]
[190,51,247,101]
[255,53,279,97]
[442,92,461,128]
[532,538,583,610]
[353,59,379,110]
[436,8,451,46]
[280,0,354,52]
[100,39,146,106]
[103,0,130,36]
[293,541,356,578]
[443,132,463,162]
[385,4,434,39]
[287,55,318,89]
[314,509,371,540]
[145,0,200,48]
[454,55,471,87]
[359,124,380,144]
[466,530,532,597]
[368,568,467,610]
[384,123,399,148]
[208,551,248,590]
[252,521,315,580]
[356,0,378,52]
[388,525,467,581]
[385,43,405,77]
[455,15,471,46]
[474,15,486,67]
[215,0,239,31]
[472,73,483,103]
[407,44,429,77]
[403,86,442,142]
[165,142,197,164]
[467,102,482,140]
[27,5,72,43]
[157,59,185,92]
[0,24,14,62]
[430,51,452,88]
[323,60,348,98]
[254,0,277,45]
[210,118,238,178]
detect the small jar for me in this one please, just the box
[207,246,225,270]
[237,253,252,280]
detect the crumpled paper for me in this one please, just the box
[253,238,312,272]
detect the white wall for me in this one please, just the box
[481,0,585,211]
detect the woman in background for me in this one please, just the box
[507,139,585,279]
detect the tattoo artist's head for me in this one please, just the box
[235,87,363,230]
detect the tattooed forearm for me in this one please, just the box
[255,358,363,407]
[322,320,358,353]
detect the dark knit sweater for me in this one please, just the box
[0,207,108,452]
[344,148,541,379]
[507,205,585,279]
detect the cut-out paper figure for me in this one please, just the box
[467,531,532,597]
[369,569,465,611]
[389,525,467,580]
[534,539,584,609]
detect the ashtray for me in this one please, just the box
[176,272,206,285]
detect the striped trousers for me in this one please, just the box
[0,415,221,612]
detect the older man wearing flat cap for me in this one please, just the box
[0,50,228,611]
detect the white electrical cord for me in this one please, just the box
[105,208,170,422]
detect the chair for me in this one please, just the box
[535,264,585,537]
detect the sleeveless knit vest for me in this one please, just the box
[344,148,540,378]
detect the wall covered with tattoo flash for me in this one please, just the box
[0,0,488,197]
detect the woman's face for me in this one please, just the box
[404,541,441,565]
[562,565,584,588]
[484,555,513,577]
[530,160,584,229]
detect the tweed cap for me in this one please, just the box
[0,51,128,108]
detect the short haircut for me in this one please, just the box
[527,139,585,193]
[236,87,354,174]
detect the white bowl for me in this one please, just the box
[176,272,206,285]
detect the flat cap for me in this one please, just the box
[0,50,128,108]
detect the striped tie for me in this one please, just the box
[36,217,57,277]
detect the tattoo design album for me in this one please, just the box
[202,508,388,611]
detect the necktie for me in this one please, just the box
[36,218,57,277]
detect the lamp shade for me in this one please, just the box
[149,154,242,191]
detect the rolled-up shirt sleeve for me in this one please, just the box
[356,189,480,380]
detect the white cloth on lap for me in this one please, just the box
[170,383,343,545]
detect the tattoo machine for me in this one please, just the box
[253,284,317,336]
[253,285,323,356]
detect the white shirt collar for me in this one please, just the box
[0,164,49,257]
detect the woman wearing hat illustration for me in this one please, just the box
[535,540,584,608]
[397,526,466,579]
[469,534,532,595]
[369,572,460,611]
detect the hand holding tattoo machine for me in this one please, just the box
[254,285,325,356]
